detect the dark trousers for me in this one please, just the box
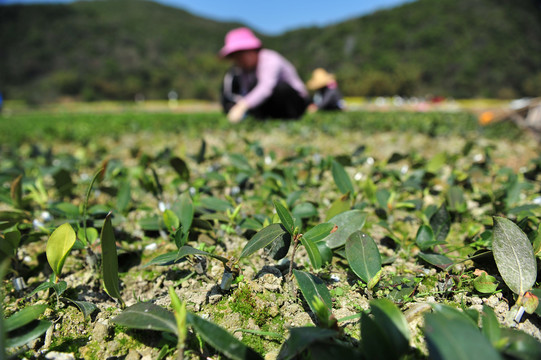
[221,71,308,120]
[249,81,308,120]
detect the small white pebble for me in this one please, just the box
[145,243,158,251]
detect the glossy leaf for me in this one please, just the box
[265,233,291,261]
[360,311,393,360]
[176,246,228,264]
[112,302,178,335]
[200,196,233,212]
[430,204,451,243]
[163,209,180,232]
[5,304,47,332]
[46,223,76,279]
[187,312,263,360]
[277,327,339,360]
[168,286,187,350]
[116,179,131,213]
[418,252,453,270]
[77,227,98,246]
[62,298,98,319]
[322,210,367,249]
[369,299,411,356]
[179,192,194,232]
[331,159,354,195]
[170,156,190,182]
[303,223,335,244]
[481,305,501,345]
[292,202,317,220]
[325,195,351,220]
[499,327,541,359]
[473,272,499,294]
[492,217,537,296]
[300,235,322,269]
[0,229,20,258]
[425,305,502,360]
[274,200,295,234]
[6,320,52,349]
[346,231,381,284]
[416,224,436,251]
[100,212,124,306]
[145,251,183,267]
[293,269,332,313]
[240,224,290,260]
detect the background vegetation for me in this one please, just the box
[1,0,541,104]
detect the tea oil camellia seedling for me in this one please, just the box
[1,110,541,359]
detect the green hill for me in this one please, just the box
[1,0,540,103]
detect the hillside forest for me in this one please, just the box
[1,0,541,104]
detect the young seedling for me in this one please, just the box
[492,217,538,325]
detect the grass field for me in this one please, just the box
[2,104,541,359]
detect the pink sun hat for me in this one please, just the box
[219,27,262,57]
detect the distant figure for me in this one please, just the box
[306,68,345,112]
[219,27,309,123]
[0,92,3,113]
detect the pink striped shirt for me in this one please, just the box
[242,49,308,108]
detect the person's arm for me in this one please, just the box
[243,50,281,108]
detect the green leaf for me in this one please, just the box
[274,200,295,235]
[179,192,194,232]
[447,186,467,213]
[112,302,178,335]
[5,304,48,333]
[418,252,453,270]
[292,202,317,220]
[415,224,436,251]
[322,210,367,249]
[187,312,263,360]
[346,231,381,284]
[277,327,339,360]
[145,251,183,267]
[303,223,335,244]
[492,217,537,296]
[27,281,55,298]
[170,156,190,182]
[115,179,131,214]
[369,299,411,356]
[46,223,76,279]
[240,224,290,260]
[481,305,501,345]
[425,152,446,174]
[176,246,229,264]
[163,209,180,232]
[325,195,351,220]
[168,286,187,349]
[0,229,20,258]
[77,227,98,245]
[430,204,451,243]
[62,298,98,319]
[360,311,394,360]
[425,305,502,360]
[300,235,322,270]
[6,320,52,349]
[100,212,124,306]
[331,160,354,195]
[473,272,499,294]
[199,197,233,212]
[499,327,541,359]
[293,269,332,313]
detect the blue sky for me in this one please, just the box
[1,0,414,34]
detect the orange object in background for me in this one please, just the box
[479,111,495,125]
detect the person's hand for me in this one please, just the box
[307,103,318,113]
[227,100,249,123]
